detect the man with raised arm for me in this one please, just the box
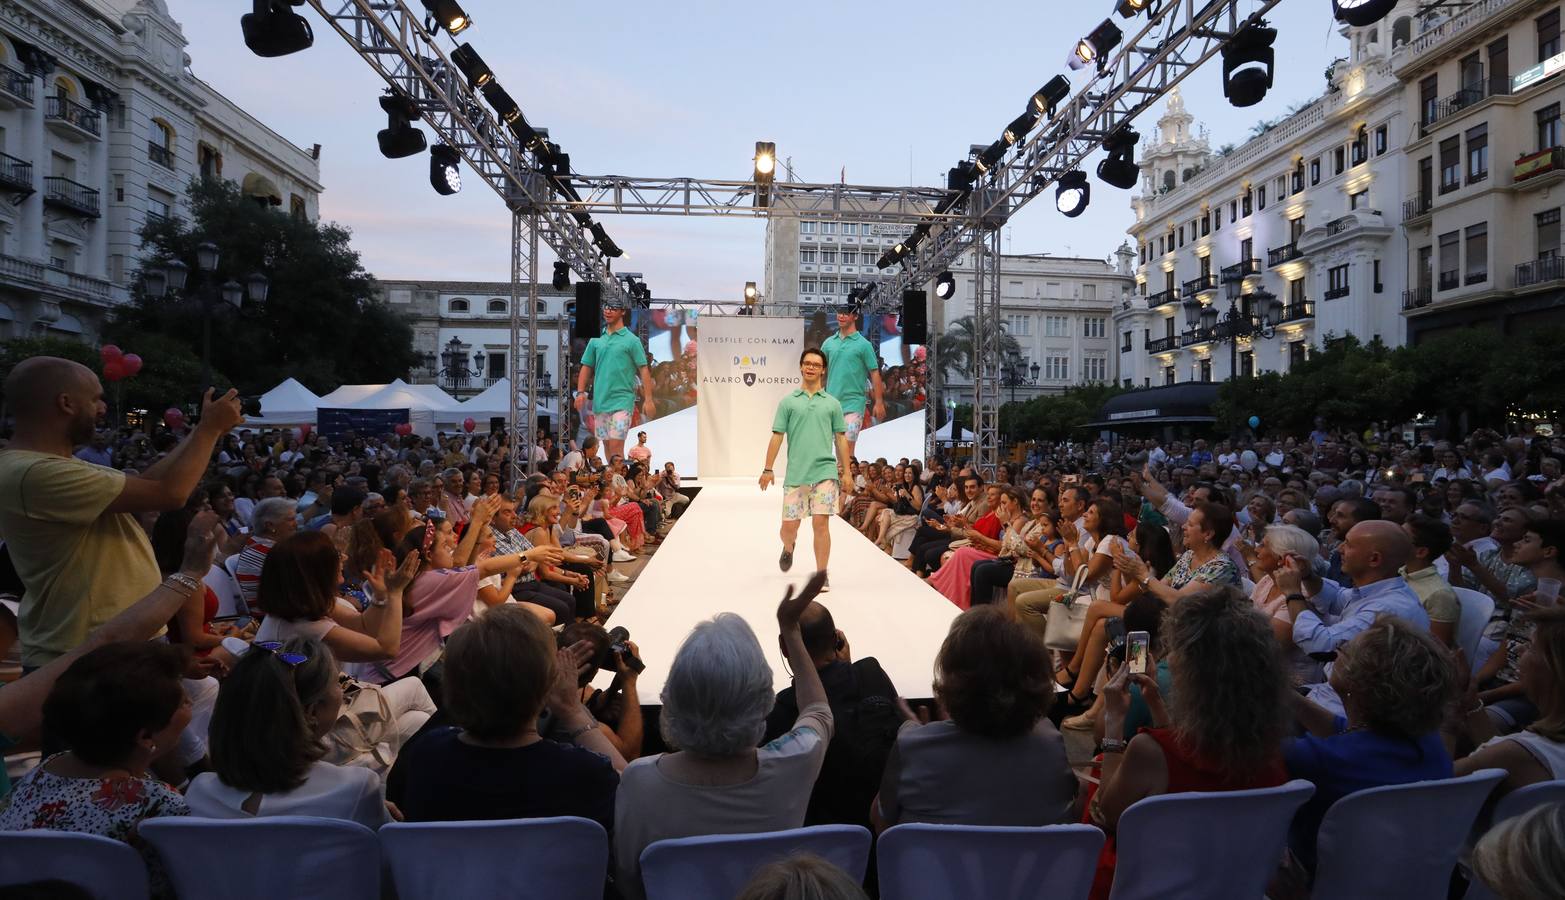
[0,357,243,668]
[761,349,851,591]
[820,301,884,460]
[574,295,656,465]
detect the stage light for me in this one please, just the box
[429,144,461,195]
[744,282,758,302]
[1222,21,1276,108]
[377,92,425,159]
[1070,20,1121,70]
[479,82,545,151]
[754,141,776,208]
[1056,170,1090,217]
[948,161,977,191]
[1031,75,1071,118]
[973,140,1006,175]
[1332,0,1397,26]
[552,261,570,291]
[1003,110,1038,146]
[1096,128,1140,190]
[450,43,492,88]
[934,271,956,300]
[420,0,471,35]
[241,0,313,58]
[590,223,623,258]
[1115,0,1151,18]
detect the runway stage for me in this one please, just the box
[603,478,959,702]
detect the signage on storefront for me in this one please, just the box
[1514,50,1565,91]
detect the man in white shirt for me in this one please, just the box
[558,437,588,474]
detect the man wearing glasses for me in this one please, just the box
[760,348,851,590]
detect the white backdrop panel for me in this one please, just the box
[696,316,804,479]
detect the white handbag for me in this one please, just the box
[1042,564,1094,651]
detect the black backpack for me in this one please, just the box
[806,660,903,827]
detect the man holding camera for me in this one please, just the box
[547,622,645,760]
[762,600,900,827]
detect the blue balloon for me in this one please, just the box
[1247,415,1261,429]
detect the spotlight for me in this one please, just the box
[1332,0,1398,26]
[973,140,1006,175]
[590,223,623,258]
[1115,0,1152,17]
[429,144,461,195]
[1096,128,1140,190]
[934,271,956,300]
[420,0,471,35]
[552,261,570,291]
[450,43,492,88]
[479,82,544,150]
[1222,21,1276,108]
[1070,20,1121,70]
[377,92,425,159]
[948,161,977,191]
[744,282,758,302]
[1003,110,1038,146]
[754,141,776,208]
[241,0,313,58]
[1031,75,1071,118]
[1055,170,1090,217]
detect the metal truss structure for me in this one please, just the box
[298,0,1283,479]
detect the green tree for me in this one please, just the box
[112,178,419,397]
[1002,383,1128,442]
[933,315,1020,381]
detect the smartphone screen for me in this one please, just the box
[1127,630,1150,675]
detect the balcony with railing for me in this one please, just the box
[1323,285,1350,301]
[1420,77,1512,135]
[147,141,173,169]
[1146,335,1180,354]
[1465,269,1488,286]
[42,177,100,217]
[1437,270,1460,292]
[1516,256,1565,289]
[45,95,101,141]
[1402,193,1431,221]
[1182,274,1217,296]
[1402,286,1432,310]
[1276,300,1315,324]
[0,153,32,195]
[1144,288,1179,309]
[1267,244,1300,267]
[1181,327,1217,348]
[1514,147,1565,188]
[0,62,32,109]
[1394,0,1530,74]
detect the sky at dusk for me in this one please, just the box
[170,0,1350,299]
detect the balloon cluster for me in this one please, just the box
[394,422,414,436]
[99,344,143,382]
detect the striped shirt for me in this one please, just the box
[235,536,274,613]
[491,526,537,584]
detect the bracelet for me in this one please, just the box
[1466,698,1486,715]
[164,573,202,596]
[1285,593,1308,603]
[1100,738,1128,754]
[566,718,599,742]
[762,468,773,474]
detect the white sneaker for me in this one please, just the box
[608,571,630,584]
[612,550,636,563]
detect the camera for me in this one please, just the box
[594,626,646,675]
[1105,616,1128,664]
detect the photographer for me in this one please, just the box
[545,622,645,761]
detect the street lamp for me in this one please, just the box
[1182,289,1280,379]
[142,241,268,395]
[1002,350,1040,404]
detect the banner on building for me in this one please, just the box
[696,315,804,479]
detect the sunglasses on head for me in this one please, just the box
[253,641,309,667]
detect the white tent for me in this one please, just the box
[251,377,320,425]
[459,377,559,421]
[933,418,971,444]
[317,383,388,407]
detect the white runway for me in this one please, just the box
[603,478,959,701]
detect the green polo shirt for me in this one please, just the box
[772,387,847,489]
[820,330,878,415]
[580,326,649,414]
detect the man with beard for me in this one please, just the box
[0,357,242,669]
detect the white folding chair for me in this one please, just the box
[140,816,379,900]
[381,817,606,900]
[0,830,149,900]
[639,825,871,900]
[1452,588,1494,664]
[204,563,245,618]
[1108,779,1315,900]
[877,823,1104,900]
[1491,778,1565,823]
[1311,769,1506,900]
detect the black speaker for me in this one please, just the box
[573,282,602,339]
[537,415,552,436]
[489,416,505,433]
[901,289,928,344]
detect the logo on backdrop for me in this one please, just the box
[743,372,756,386]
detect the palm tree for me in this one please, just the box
[934,315,1021,381]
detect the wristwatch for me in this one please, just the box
[1100,738,1128,754]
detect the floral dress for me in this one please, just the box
[1166,549,1241,589]
[0,755,190,898]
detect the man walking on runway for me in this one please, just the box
[760,348,851,590]
[820,301,885,460]
[575,296,656,465]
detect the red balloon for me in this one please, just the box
[394,422,413,436]
[99,344,123,362]
[120,353,143,377]
[163,407,185,428]
[298,423,312,438]
[462,417,476,433]
[102,358,128,382]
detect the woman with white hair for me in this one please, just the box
[1249,523,1331,684]
[613,572,833,900]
